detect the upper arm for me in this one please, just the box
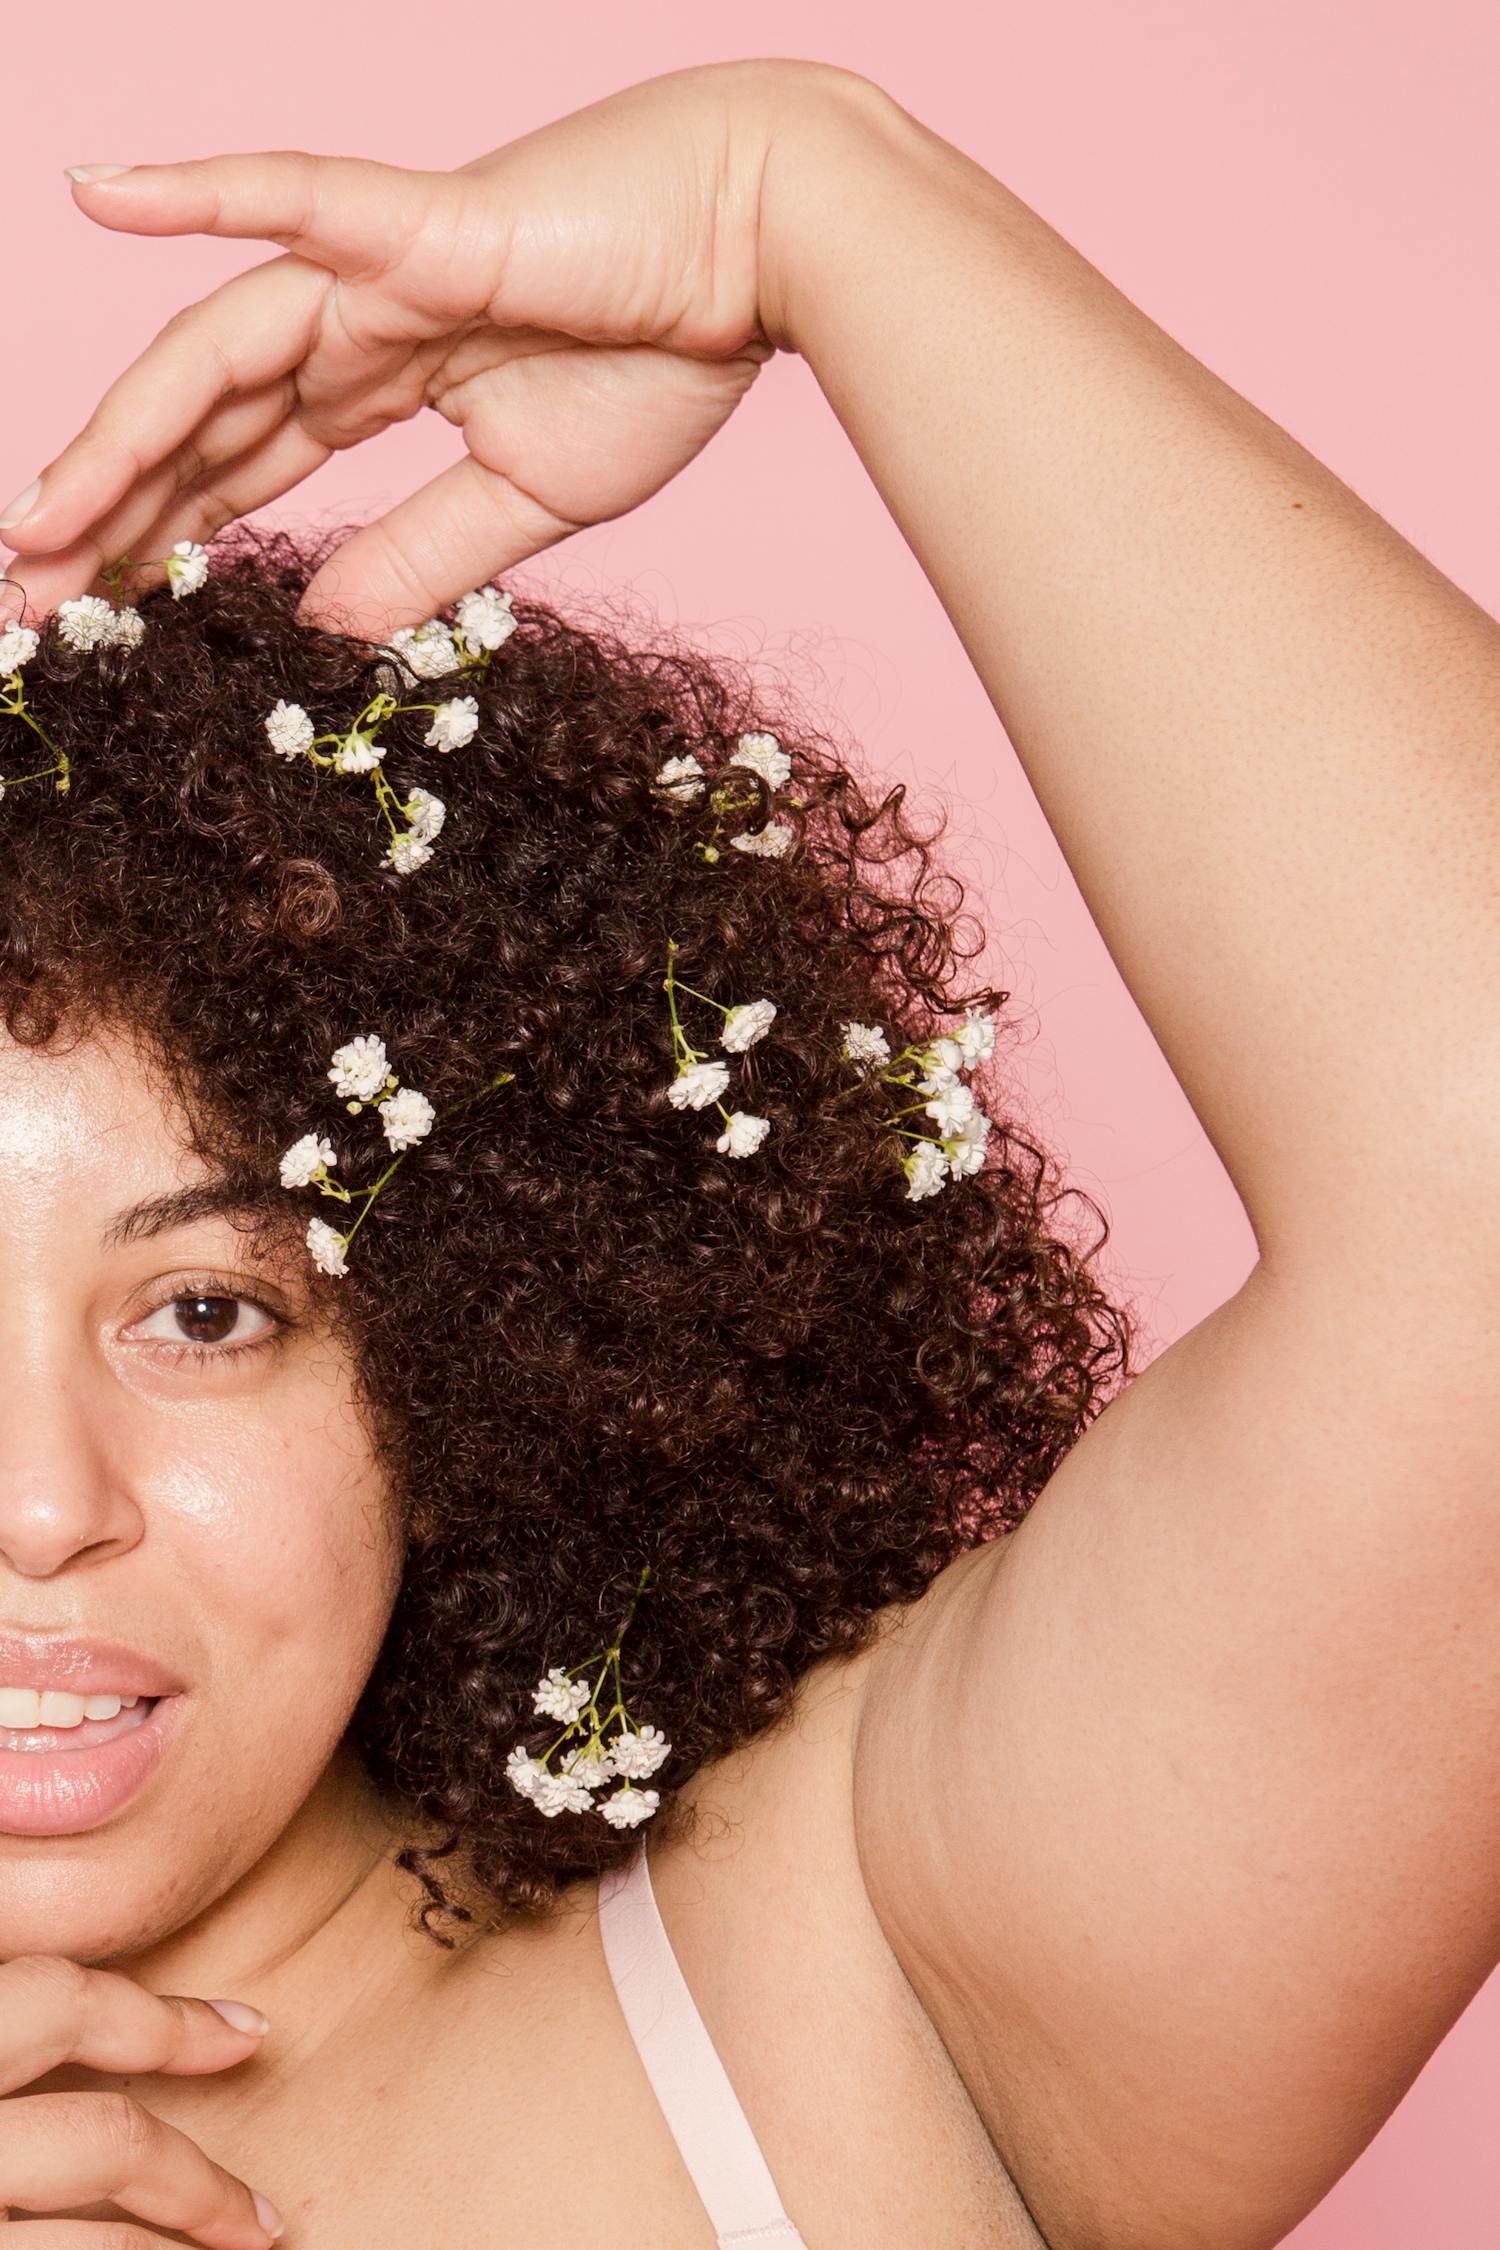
[851,1257,1500,2250]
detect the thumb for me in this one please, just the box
[296,454,577,641]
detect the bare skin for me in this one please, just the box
[4,55,1500,2250]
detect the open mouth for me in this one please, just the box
[0,1695,184,1837]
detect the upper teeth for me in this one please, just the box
[0,1690,144,1729]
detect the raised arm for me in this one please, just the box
[759,75,1500,2250]
[5,66,1500,2244]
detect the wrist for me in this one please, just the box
[756,68,935,357]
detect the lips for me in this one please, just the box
[0,1633,186,1698]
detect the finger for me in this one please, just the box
[296,452,579,639]
[1,376,303,611]
[0,1955,268,2096]
[0,2227,189,2246]
[69,149,440,279]
[0,254,329,556]
[0,402,330,626]
[103,415,336,595]
[0,2091,279,2249]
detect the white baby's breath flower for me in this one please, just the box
[328,1035,391,1103]
[730,731,792,790]
[505,1745,548,1802]
[720,998,776,1052]
[405,787,446,842]
[669,1059,731,1111]
[730,820,794,860]
[652,753,706,803]
[954,1008,997,1066]
[920,1035,964,1077]
[454,585,517,651]
[923,1079,977,1137]
[535,1768,597,1817]
[533,1667,591,1724]
[333,729,385,774]
[165,539,209,598]
[55,595,117,651]
[306,1216,350,1276]
[423,695,479,752]
[917,1065,960,1097]
[841,1021,892,1070]
[0,623,39,674]
[716,1110,771,1158]
[903,1140,950,1201]
[279,1132,337,1189]
[943,1111,991,1179]
[600,1785,661,1829]
[105,605,145,648]
[610,1724,671,1780]
[379,1085,435,1151]
[265,700,316,760]
[562,1740,616,1789]
[390,620,459,680]
[387,832,434,875]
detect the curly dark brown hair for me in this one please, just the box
[0,522,1139,1942]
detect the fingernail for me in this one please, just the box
[206,1996,271,2036]
[252,2188,286,2241]
[65,164,132,184]
[0,479,41,532]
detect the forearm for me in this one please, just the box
[760,71,1500,1280]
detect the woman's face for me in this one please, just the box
[0,1022,403,1963]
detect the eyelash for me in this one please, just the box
[129,1280,291,1373]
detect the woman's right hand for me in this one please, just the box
[0,58,860,640]
[0,1954,282,2245]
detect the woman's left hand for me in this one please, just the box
[0,58,836,639]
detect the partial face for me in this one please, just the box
[0,1024,403,1959]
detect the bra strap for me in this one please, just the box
[597,1840,809,2247]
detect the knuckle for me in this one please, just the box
[93,2089,159,2162]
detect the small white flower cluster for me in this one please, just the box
[2,541,213,803]
[651,729,797,864]
[389,586,517,683]
[263,686,460,876]
[506,1568,670,1828]
[841,1007,998,1199]
[662,940,774,1159]
[278,1039,513,1277]
[56,594,146,650]
[260,586,514,875]
[278,1034,438,1277]
[164,540,210,599]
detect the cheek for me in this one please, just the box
[137,1394,402,1705]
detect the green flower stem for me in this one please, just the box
[662,941,710,1066]
[538,1564,654,1763]
[671,980,730,1016]
[1,684,70,792]
[311,1070,516,1249]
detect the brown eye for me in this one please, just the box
[174,1295,242,1345]
[133,1293,278,1353]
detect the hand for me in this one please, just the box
[0,1954,281,2245]
[0,58,848,641]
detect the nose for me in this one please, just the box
[0,1353,143,1578]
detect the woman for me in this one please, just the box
[1,55,1497,2250]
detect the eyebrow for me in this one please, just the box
[100,1180,274,1252]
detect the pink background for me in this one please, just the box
[4,4,1497,2240]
